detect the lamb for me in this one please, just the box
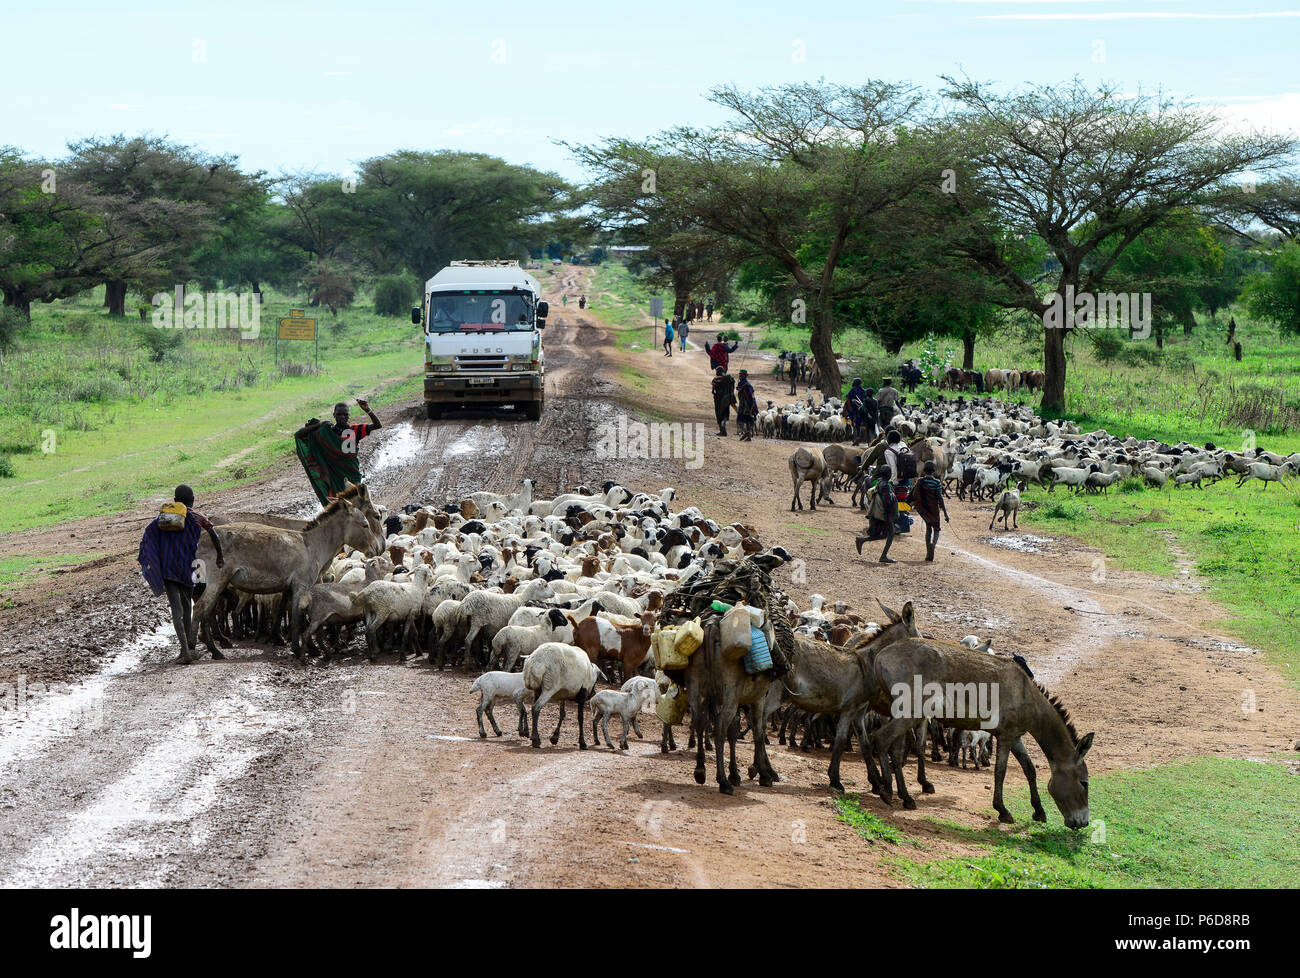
[470,670,533,738]
[490,607,575,672]
[1173,471,1204,490]
[1084,469,1122,495]
[589,682,658,751]
[354,564,432,662]
[522,641,607,749]
[989,481,1027,531]
[619,675,660,739]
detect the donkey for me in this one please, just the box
[684,621,780,795]
[191,484,384,662]
[870,639,1093,827]
[774,600,922,795]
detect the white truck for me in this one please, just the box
[412,260,549,420]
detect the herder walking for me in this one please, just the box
[137,484,225,664]
[910,461,950,562]
[711,366,737,437]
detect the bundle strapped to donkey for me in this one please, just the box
[658,556,793,678]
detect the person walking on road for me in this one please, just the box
[137,484,225,664]
[711,366,736,437]
[663,319,675,357]
[678,318,690,352]
[736,368,758,441]
[704,335,740,372]
[855,465,898,564]
[910,460,950,562]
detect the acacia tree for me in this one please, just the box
[936,77,1294,413]
[569,141,745,318]
[65,135,266,315]
[348,151,569,281]
[574,82,934,394]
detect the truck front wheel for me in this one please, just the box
[426,402,441,420]
[524,400,542,421]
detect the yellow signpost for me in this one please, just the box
[276,312,318,365]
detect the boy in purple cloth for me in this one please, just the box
[138,485,224,664]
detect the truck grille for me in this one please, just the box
[455,354,508,371]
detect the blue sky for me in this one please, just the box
[3,0,1297,182]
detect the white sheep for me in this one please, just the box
[522,641,606,749]
[469,671,533,738]
[1235,460,1297,489]
[458,579,555,665]
[490,607,575,672]
[354,564,432,662]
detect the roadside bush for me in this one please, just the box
[134,323,183,363]
[70,375,129,403]
[0,454,14,478]
[0,306,24,364]
[373,274,418,317]
[1118,476,1146,494]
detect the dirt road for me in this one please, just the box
[2,267,1297,887]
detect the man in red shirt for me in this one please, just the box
[294,398,383,504]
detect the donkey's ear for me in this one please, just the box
[900,601,915,625]
[877,597,898,621]
[1076,731,1094,759]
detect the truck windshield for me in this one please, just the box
[426,292,532,332]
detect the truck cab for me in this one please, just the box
[413,260,548,420]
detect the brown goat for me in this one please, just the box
[566,611,656,682]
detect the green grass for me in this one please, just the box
[586,263,658,350]
[0,286,424,533]
[0,554,96,596]
[1021,473,1300,690]
[834,793,915,846]
[892,758,1300,888]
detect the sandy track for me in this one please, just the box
[1,267,1297,887]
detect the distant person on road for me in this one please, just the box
[295,398,382,506]
[705,298,714,321]
[910,460,950,563]
[877,378,903,426]
[663,319,675,357]
[704,335,740,372]
[678,318,690,351]
[137,484,225,664]
[860,387,880,443]
[711,366,736,437]
[844,378,868,445]
[578,294,586,309]
[736,368,758,441]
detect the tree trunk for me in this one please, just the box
[2,288,32,318]
[1155,320,1164,350]
[811,301,841,396]
[1183,310,1195,336]
[251,281,260,298]
[962,330,976,371]
[672,268,690,321]
[104,280,128,318]
[1041,323,1067,415]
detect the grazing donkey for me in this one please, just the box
[870,639,1093,827]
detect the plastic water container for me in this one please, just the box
[743,626,772,674]
[720,606,754,660]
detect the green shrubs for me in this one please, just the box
[373,274,419,317]
[0,454,15,478]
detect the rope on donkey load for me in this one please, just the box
[659,556,792,676]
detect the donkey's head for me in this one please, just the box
[875,599,921,643]
[340,497,384,557]
[1047,731,1094,829]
